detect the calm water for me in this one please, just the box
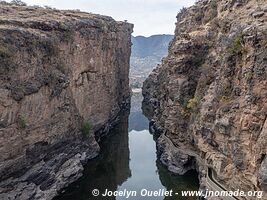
[55,94,199,200]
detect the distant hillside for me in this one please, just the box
[130,34,173,88]
[131,34,173,58]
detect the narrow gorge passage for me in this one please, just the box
[54,92,199,200]
[1,1,266,200]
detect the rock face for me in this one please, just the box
[143,0,266,199]
[0,3,132,200]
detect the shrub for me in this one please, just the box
[59,22,75,42]
[44,5,53,9]
[0,45,15,74]
[41,38,60,57]
[187,96,200,110]
[181,97,189,109]
[180,108,191,118]
[18,115,27,129]
[228,35,243,56]
[10,0,26,6]
[220,96,231,103]
[245,72,253,80]
[62,29,75,42]
[210,0,217,10]
[82,121,92,137]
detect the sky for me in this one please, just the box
[8,0,196,36]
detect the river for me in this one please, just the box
[54,92,199,200]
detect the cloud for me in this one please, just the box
[7,0,196,36]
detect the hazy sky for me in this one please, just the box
[9,0,196,36]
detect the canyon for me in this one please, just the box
[143,0,267,199]
[0,2,132,200]
[0,0,266,200]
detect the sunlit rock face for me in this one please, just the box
[143,0,267,199]
[0,3,132,199]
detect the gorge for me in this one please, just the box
[54,92,199,200]
[0,0,266,200]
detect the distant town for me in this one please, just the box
[130,34,173,90]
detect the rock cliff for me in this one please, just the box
[0,3,132,199]
[143,0,266,199]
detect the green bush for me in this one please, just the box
[0,45,15,74]
[187,96,200,110]
[210,0,217,9]
[18,115,27,129]
[62,29,75,42]
[59,22,75,42]
[181,98,189,109]
[228,35,243,56]
[82,121,92,137]
[220,96,231,103]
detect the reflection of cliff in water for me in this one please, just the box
[156,161,199,200]
[129,91,149,132]
[55,92,200,200]
[128,111,149,132]
[54,111,131,200]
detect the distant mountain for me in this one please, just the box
[130,34,173,88]
[131,34,174,58]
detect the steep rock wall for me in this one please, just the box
[143,0,266,199]
[0,3,132,200]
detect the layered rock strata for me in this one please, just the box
[143,0,266,199]
[0,3,132,199]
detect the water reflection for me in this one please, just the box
[157,161,199,200]
[54,111,131,200]
[129,91,149,132]
[128,111,149,131]
[55,94,199,200]
[117,130,163,198]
